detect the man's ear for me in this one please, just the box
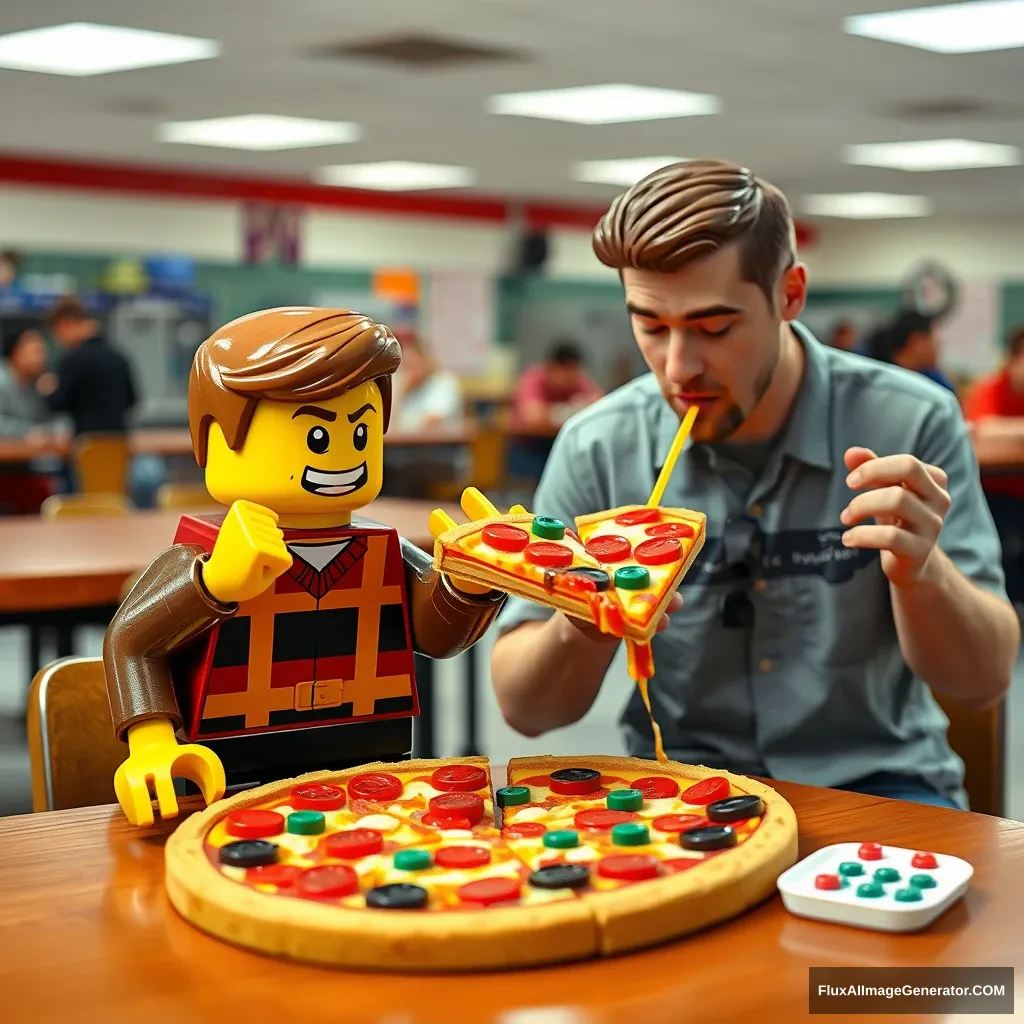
[779,262,808,322]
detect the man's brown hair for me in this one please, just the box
[45,295,90,329]
[592,159,796,304]
[189,307,401,467]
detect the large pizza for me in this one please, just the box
[165,754,798,971]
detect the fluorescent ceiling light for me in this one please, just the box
[487,84,721,124]
[801,192,933,219]
[574,156,687,186]
[0,22,219,76]
[844,138,1021,170]
[315,162,475,191]
[844,1,1024,53]
[158,115,361,151]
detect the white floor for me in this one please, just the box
[1,625,1022,820]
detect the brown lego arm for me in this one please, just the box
[400,536,506,659]
[103,543,237,742]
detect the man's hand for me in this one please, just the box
[840,447,951,588]
[201,499,293,605]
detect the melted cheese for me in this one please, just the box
[274,833,320,857]
[507,805,555,823]
[354,814,401,832]
[220,865,246,882]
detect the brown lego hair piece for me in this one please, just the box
[592,158,796,305]
[189,307,401,467]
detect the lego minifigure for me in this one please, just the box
[103,307,506,826]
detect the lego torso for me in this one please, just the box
[171,513,418,741]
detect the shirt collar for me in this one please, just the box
[654,320,833,474]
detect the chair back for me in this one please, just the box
[26,657,124,812]
[40,493,132,518]
[933,691,1005,816]
[72,434,130,495]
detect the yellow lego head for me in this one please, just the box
[188,308,401,517]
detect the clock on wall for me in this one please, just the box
[900,261,960,322]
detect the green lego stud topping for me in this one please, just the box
[394,849,433,872]
[543,830,579,849]
[614,565,651,590]
[910,873,937,889]
[874,867,901,883]
[495,786,530,807]
[286,811,325,835]
[838,861,864,877]
[607,789,643,811]
[611,822,650,846]
[532,516,566,540]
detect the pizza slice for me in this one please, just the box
[432,502,705,645]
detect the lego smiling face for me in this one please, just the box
[204,380,385,515]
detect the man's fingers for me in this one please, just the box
[841,486,943,538]
[841,523,930,560]
[847,453,949,506]
[843,446,877,472]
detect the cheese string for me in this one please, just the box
[625,405,696,763]
[647,404,698,508]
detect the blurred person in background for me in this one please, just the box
[391,333,463,432]
[382,332,466,498]
[39,296,137,435]
[0,320,56,513]
[513,340,603,431]
[963,324,1024,607]
[827,319,858,351]
[866,311,957,394]
[508,340,604,481]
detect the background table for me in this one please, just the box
[0,778,1019,1024]
[0,499,459,756]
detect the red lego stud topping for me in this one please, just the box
[911,852,939,870]
[858,842,883,860]
[815,873,842,890]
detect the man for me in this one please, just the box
[963,325,1024,606]
[491,159,1019,810]
[0,320,57,513]
[868,310,957,394]
[40,296,137,435]
[104,308,505,826]
[513,341,604,431]
[826,320,857,352]
[509,342,604,480]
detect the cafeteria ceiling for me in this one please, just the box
[0,0,1022,219]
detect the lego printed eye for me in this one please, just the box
[307,426,330,455]
[353,423,368,451]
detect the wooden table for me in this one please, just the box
[1,779,1019,1024]
[0,426,474,464]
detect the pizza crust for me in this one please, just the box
[166,754,798,971]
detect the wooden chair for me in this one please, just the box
[156,481,221,510]
[932,691,1006,817]
[71,434,130,495]
[27,657,124,812]
[427,420,508,501]
[40,493,133,518]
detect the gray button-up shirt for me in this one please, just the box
[494,324,1007,809]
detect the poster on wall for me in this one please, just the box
[935,279,1001,376]
[424,270,496,374]
[242,203,303,266]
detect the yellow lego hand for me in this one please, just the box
[114,718,226,826]
[428,488,529,596]
[201,498,292,605]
